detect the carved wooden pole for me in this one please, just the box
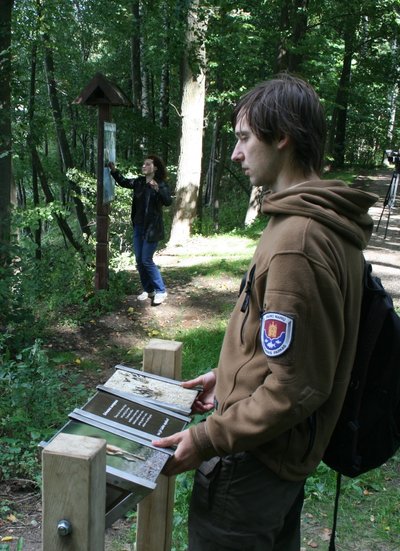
[74,73,132,291]
[96,104,111,290]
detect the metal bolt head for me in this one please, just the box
[57,519,72,536]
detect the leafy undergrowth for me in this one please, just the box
[302,458,400,550]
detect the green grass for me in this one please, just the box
[303,457,400,550]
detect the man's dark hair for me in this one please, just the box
[147,154,168,182]
[232,73,326,175]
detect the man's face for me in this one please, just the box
[231,114,281,189]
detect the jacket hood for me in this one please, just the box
[262,179,378,249]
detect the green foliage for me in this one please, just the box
[0,336,90,481]
[2,236,134,348]
[0,248,37,350]
[0,540,24,551]
[180,325,226,380]
[323,169,359,185]
[305,461,338,500]
[304,456,400,547]
[172,472,195,551]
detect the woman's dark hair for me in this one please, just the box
[232,73,326,175]
[147,154,167,182]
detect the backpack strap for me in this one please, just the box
[328,472,342,551]
[240,264,256,313]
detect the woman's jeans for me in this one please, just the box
[133,225,166,293]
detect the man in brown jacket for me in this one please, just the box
[154,74,377,550]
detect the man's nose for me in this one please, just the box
[231,144,243,162]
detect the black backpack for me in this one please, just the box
[323,260,400,550]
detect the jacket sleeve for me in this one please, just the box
[110,170,136,190]
[157,181,172,206]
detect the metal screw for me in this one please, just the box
[57,519,72,536]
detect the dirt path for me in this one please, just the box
[1,170,399,551]
[353,171,400,308]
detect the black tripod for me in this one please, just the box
[376,158,400,238]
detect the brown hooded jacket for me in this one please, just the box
[190,180,378,481]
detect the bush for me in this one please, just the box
[0,336,90,481]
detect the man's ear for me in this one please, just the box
[277,134,290,150]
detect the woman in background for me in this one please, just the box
[109,155,172,305]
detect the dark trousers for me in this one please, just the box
[188,453,305,551]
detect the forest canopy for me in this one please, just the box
[1,0,400,336]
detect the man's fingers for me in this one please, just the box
[152,434,179,448]
[181,376,203,389]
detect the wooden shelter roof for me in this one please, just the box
[74,72,132,107]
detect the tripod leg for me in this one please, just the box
[376,207,385,232]
[376,170,396,234]
[384,208,391,239]
[384,172,399,237]
[393,173,399,209]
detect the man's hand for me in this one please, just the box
[152,429,202,476]
[182,371,216,414]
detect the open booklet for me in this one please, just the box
[103,364,200,415]
[41,365,200,527]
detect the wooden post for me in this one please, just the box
[135,339,183,551]
[96,103,111,290]
[73,72,132,291]
[42,433,106,551]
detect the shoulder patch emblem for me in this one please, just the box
[261,312,294,357]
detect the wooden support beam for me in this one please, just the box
[42,433,106,551]
[135,339,183,551]
[95,103,111,291]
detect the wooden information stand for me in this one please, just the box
[42,433,106,551]
[41,339,184,550]
[135,339,183,551]
[74,73,132,290]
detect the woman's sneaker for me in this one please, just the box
[153,292,167,305]
[137,291,155,301]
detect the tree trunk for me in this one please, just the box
[0,0,14,269]
[139,1,150,121]
[245,186,263,227]
[386,38,398,148]
[205,114,227,231]
[131,0,142,111]
[330,15,359,167]
[387,84,398,148]
[159,2,170,162]
[27,41,42,260]
[168,0,208,245]
[31,146,85,256]
[159,60,170,162]
[130,0,144,160]
[275,0,309,73]
[43,31,91,236]
[205,117,222,208]
[131,0,142,113]
[288,0,309,72]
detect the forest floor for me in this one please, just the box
[1,170,399,551]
